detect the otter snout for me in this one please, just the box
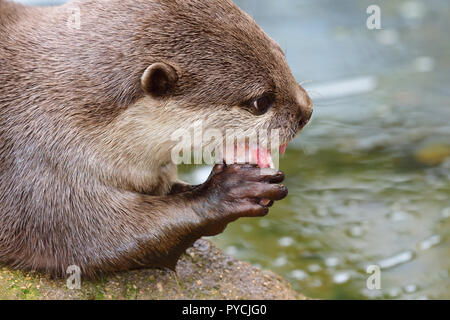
[296,86,314,129]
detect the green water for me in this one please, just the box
[181,0,450,299]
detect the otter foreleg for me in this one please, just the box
[84,164,287,276]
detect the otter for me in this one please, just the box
[0,0,313,278]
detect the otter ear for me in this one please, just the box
[141,62,178,97]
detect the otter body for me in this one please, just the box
[0,0,312,277]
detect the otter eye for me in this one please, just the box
[250,95,274,115]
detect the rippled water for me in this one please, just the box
[20,0,449,299]
[181,0,450,299]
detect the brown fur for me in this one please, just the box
[0,0,312,278]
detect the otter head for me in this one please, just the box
[113,0,312,169]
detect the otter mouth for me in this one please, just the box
[223,143,289,169]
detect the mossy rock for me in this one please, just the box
[0,239,305,300]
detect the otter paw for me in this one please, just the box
[195,164,288,224]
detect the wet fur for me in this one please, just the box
[0,0,312,277]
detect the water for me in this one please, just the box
[19,0,450,299]
[181,0,450,299]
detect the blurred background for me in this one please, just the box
[15,0,450,299]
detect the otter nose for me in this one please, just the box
[296,87,313,128]
[298,103,313,128]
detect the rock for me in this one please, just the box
[0,239,306,300]
[415,144,450,166]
